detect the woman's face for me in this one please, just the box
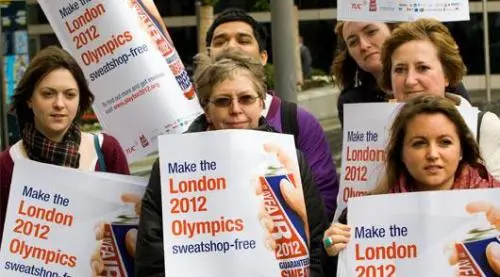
[402,113,462,191]
[27,68,80,142]
[391,40,449,101]
[205,72,263,130]
[342,21,391,76]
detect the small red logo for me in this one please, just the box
[139,134,150,148]
[125,145,136,154]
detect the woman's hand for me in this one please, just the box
[323,222,351,256]
[465,201,500,274]
[262,143,308,231]
[447,201,500,275]
[255,143,309,252]
[90,193,142,276]
[465,201,500,230]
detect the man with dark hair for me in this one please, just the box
[205,8,339,220]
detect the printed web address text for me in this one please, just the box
[101,72,164,115]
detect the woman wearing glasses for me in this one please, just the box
[134,50,330,276]
[184,51,267,131]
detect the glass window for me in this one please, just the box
[298,20,336,74]
[168,26,197,73]
[489,12,500,74]
[39,34,60,49]
[32,4,49,24]
[296,0,336,9]
[262,20,335,74]
[153,0,194,17]
[214,0,248,12]
[445,14,485,75]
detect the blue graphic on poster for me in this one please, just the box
[1,2,28,104]
[4,55,28,104]
[14,30,28,54]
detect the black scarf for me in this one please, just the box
[22,122,81,168]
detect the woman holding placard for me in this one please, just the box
[323,95,500,274]
[135,49,330,276]
[332,20,470,127]
[378,18,500,180]
[0,46,130,241]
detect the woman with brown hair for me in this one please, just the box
[0,46,129,241]
[323,95,500,262]
[332,20,470,126]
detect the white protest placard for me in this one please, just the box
[37,0,203,162]
[338,0,470,22]
[159,130,310,277]
[0,159,147,276]
[338,188,500,276]
[334,103,479,221]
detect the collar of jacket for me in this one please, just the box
[185,114,277,133]
[445,92,463,105]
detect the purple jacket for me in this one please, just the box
[265,93,339,219]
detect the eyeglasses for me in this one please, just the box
[208,94,260,108]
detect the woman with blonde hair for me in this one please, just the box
[135,49,330,276]
[379,18,500,180]
[332,20,470,126]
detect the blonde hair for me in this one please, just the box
[193,50,266,108]
[380,18,467,91]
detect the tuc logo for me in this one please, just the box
[125,145,136,155]
[351,3,362,10]
[125,141,139,155]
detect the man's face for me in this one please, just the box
[209,21,268,65]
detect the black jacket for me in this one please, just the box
[337,84,388,128]
[135,115,330,277]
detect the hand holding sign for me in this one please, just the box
[121,193,142,257]
[466,201,500,229]
[323,223,351,256]
[465,201,500,275]
[90,193,142,276]
[255,143,310,251]
[447,201,500,275]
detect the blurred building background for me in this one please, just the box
[23,0,500,92]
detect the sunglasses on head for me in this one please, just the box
[208,94,260,107]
